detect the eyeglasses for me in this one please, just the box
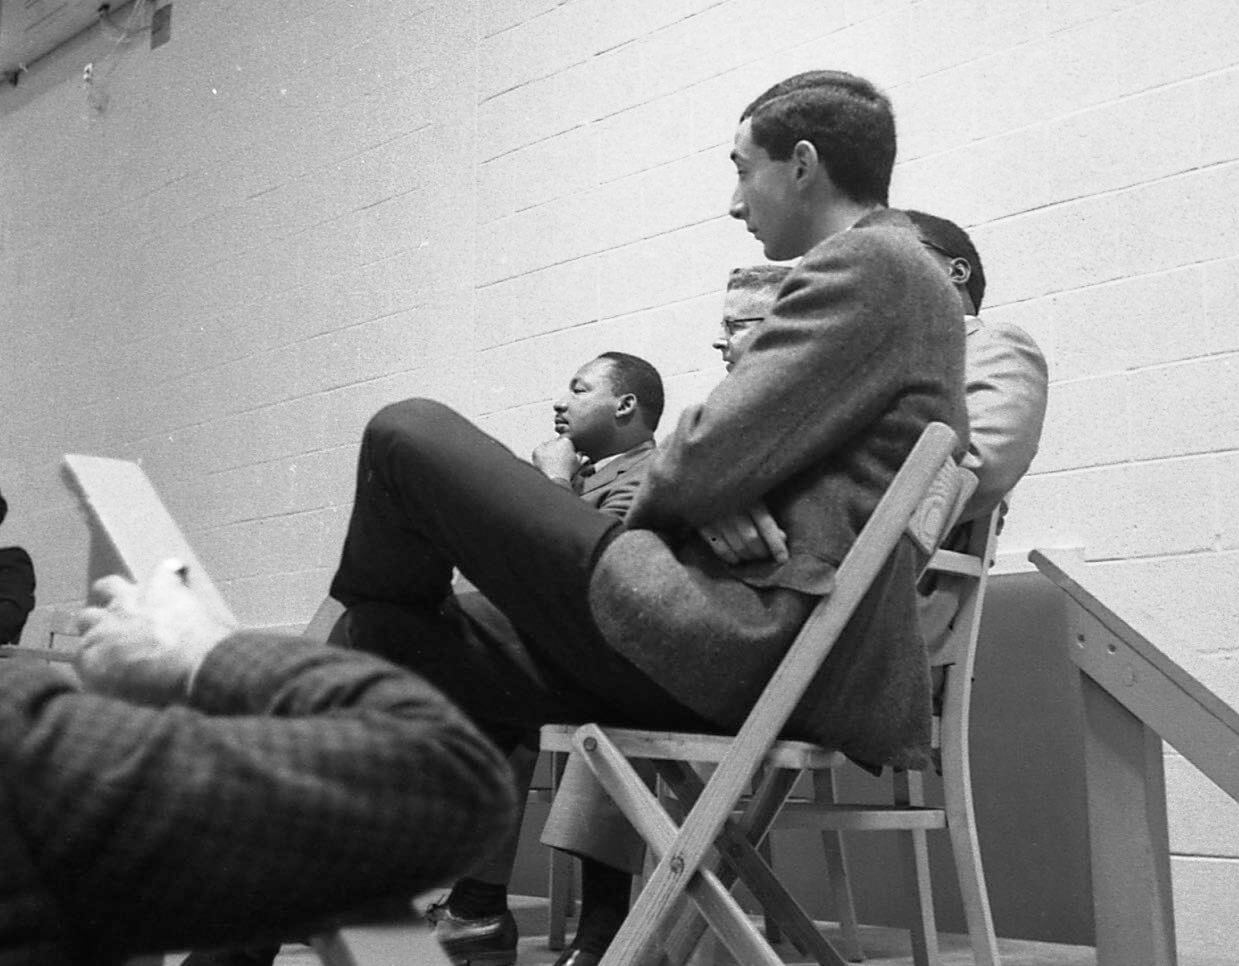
[722,316,765,337]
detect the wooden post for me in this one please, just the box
[1079,671,1176,966]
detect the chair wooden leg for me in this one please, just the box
[572,728,783,966]
[894,770,939,966]
[758,835,782,946]
[547,751,574,951]
[547,848,575,951]
[658,763,848,966]
[811,769,865,963]
[940,730,1000,966]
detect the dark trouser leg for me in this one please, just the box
[328,399,708,732]
[329,398,616,646]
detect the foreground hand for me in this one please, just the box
[532,435,581,482]
[75,559,236,706]
[698,503,789,566]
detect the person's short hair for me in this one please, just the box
[0,493,6,527]
[740,70,896,205]
[727,264,792,298]
[904,209,987,311]
[596,351,665,432]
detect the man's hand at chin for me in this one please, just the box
[697,502,789,566]
[532,435,582,484]
[74,559,236,706]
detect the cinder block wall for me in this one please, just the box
[2,0,1237,955]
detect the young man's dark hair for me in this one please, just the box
[904,209,987,311]
[0,493,7,527]
[740,70,896,205]
[596,350,665,432]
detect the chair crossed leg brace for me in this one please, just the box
[542,423,978,966]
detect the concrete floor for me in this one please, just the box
[159,894,1225,966]
[171,898,1103,966]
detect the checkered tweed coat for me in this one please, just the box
[0,633,516,964]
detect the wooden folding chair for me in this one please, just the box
[540,422,975,966]
[757,504,1003,966]
[62,455,449,966]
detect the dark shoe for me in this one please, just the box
[179,947,280,966]
[429,905,517,966]
[552,947,602,966]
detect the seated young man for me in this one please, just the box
[192,70,965,966]
[324,70,965,966]
[901,209,1048,664]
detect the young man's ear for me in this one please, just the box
[791,139,820,185]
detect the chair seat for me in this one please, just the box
[925,549,984,576]
[540,724,847,770]
[772,800,947,832]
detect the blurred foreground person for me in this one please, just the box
[0,559,516,965]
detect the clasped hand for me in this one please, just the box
[532,435,581,482]
[697,502,788,566]
[74,559,235,706]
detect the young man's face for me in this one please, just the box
[713,287,775,371]
[729,118,804,261]
[553,357,626,460]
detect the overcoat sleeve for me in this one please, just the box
[960,318,1048,520]
[1,634,516,955]
[627,228,926,530]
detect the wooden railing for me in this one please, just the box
[1030,548,1239,966]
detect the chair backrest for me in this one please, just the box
[928,507,1001,763]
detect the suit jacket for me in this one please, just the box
[590,209,969,770]
[919,314,1048,660]
[574,438,656,518]
[0,635,515,964]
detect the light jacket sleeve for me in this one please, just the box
[960,318,1048,520]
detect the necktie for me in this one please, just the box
[571,462,596,495]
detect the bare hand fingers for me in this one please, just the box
[699,525,739,565]
[74,605,111,635]
[725,514,765,560]
[90,574,139,612]
[750,504,789,563]
[141,558,190,605]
